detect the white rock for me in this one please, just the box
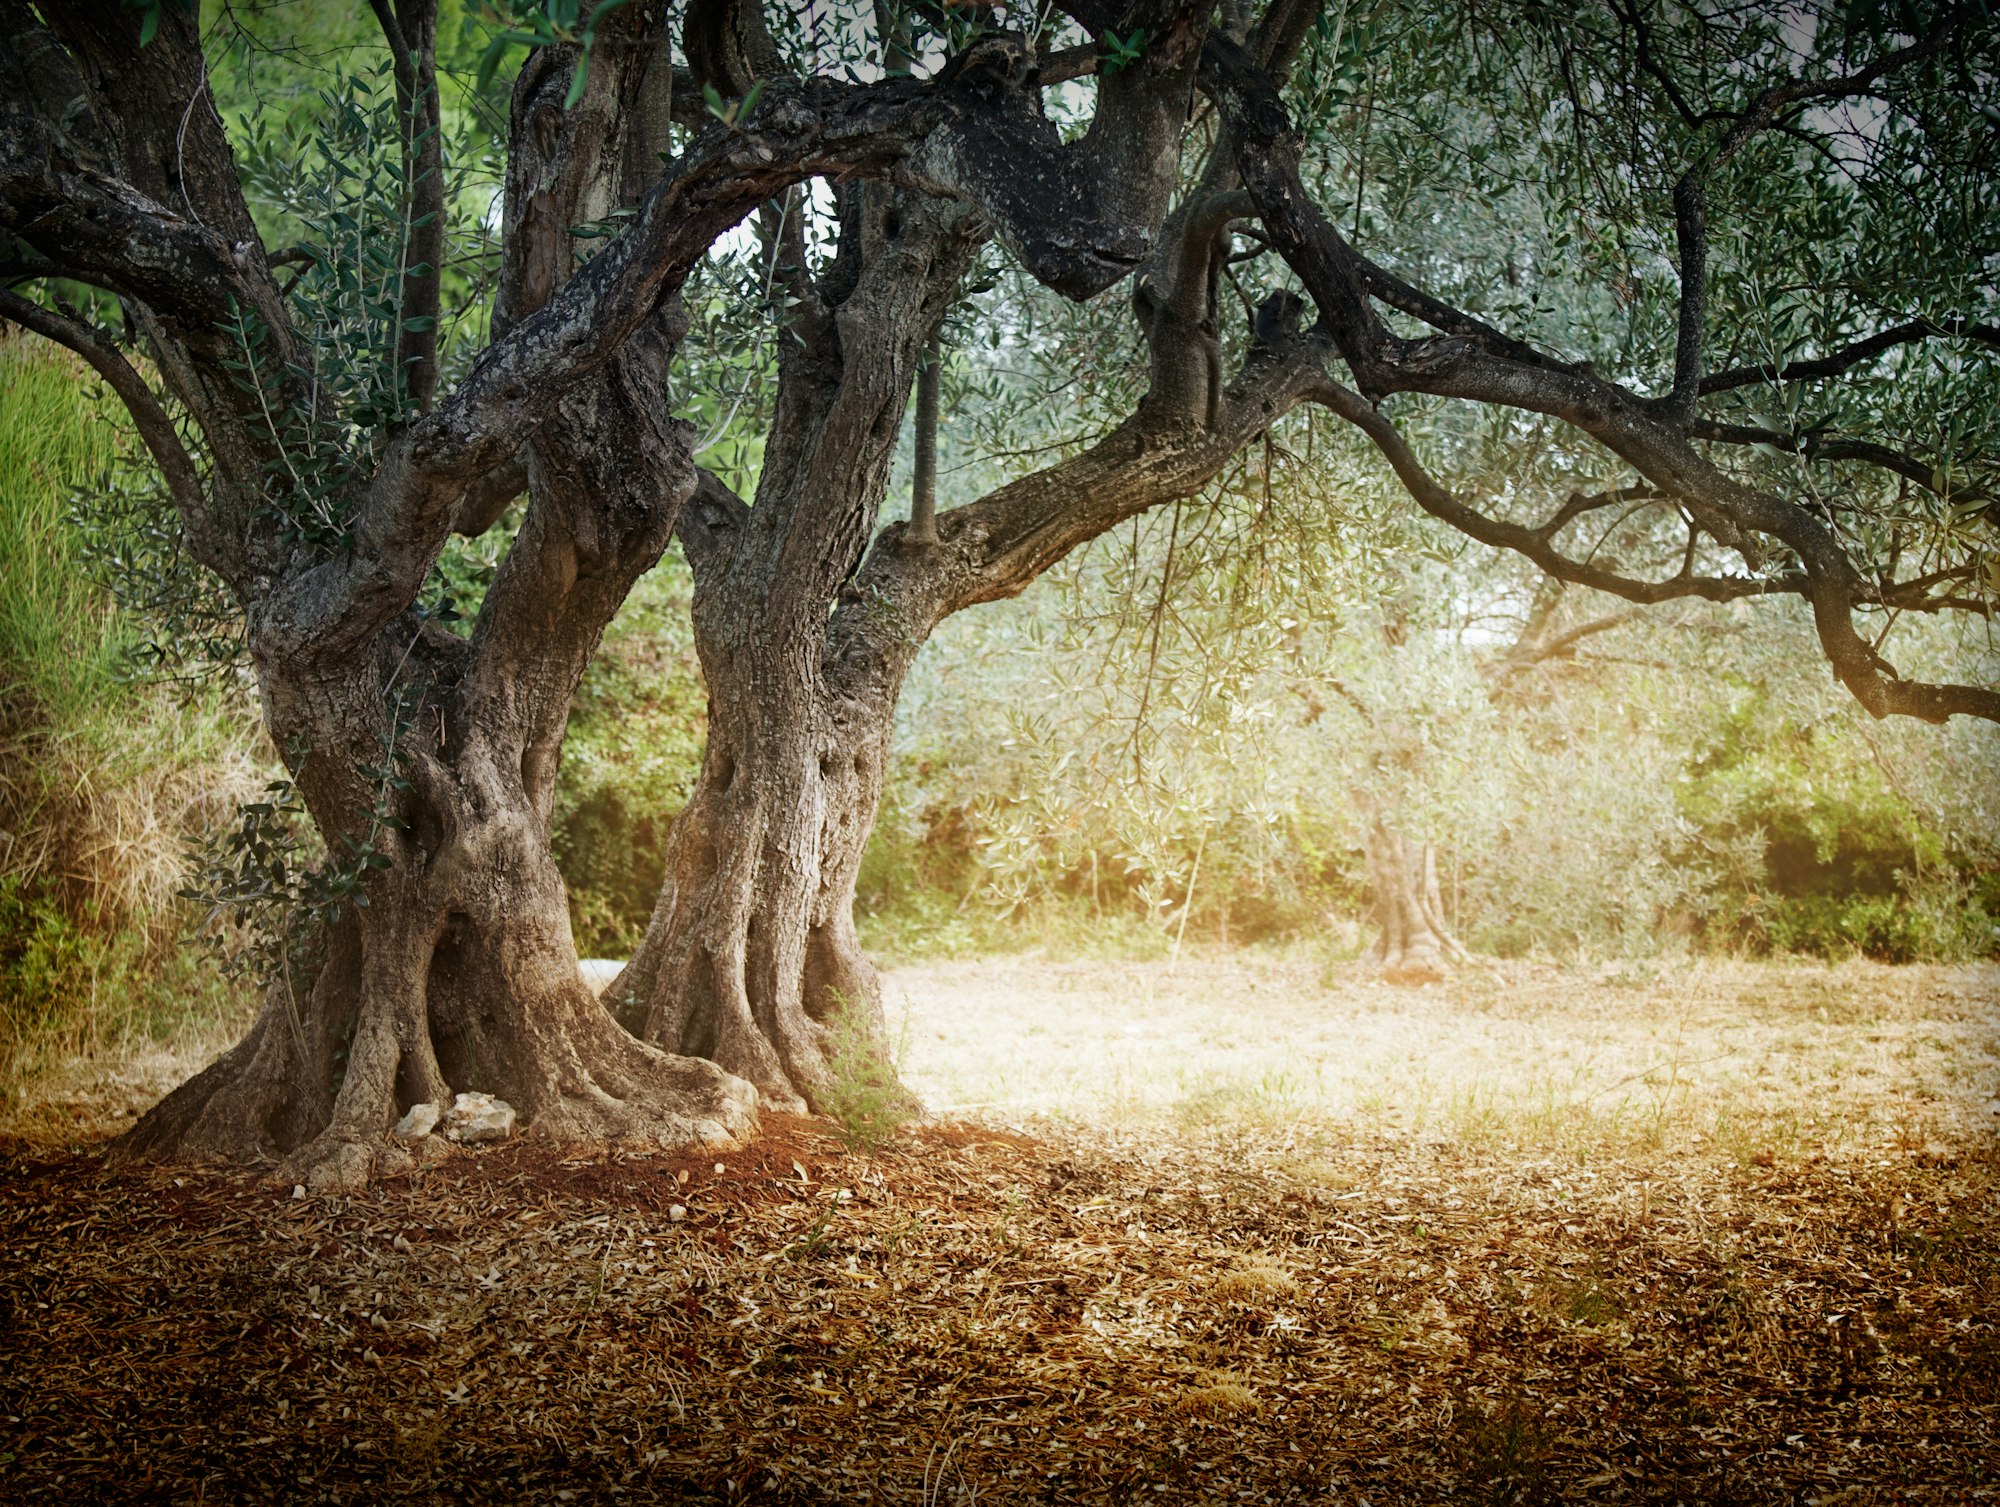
[668,1204,687,1222]
[443,1091,517,1144]
[393,1102,441,1142]
[578,958,625,996]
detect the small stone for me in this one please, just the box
[291,1184,307,1201]
[442,1091,517,1144]
[668,1204,687,1222]
[578,958,625,996]
[393,1102,441,1142]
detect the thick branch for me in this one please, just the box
[908,329,942,546]
[847,295,1333,640]
[368,0,445,415]
[1311,378,2000,724]
[1667,175,1705,418]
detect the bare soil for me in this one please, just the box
[1,957,1995,1503]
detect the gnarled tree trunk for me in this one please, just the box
[60,11,786,1186]
[610,172,978,1110]
[614,137,1335,1110]
[1361,818,1468,985]
[611,613,908,1112]
[124,310,761,1187]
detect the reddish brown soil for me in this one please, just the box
[1,1110,1994,1504]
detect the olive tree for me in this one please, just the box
[0,0,1224,1182]
[612,0,1996,1087]
[4,0,1993,1177]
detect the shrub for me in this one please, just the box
[817,995,915,1152]
[0,339,266,1089]
[0,875,245,1089]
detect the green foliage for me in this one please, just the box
[1678,691,1999,961]
[472,0,633,103]
[122,0,192,50]
[817,994,914,1153]
[0,875,240,1089]
[553,558,709,956]
[1099,28,1148,75]
[0,341,265,1085]
[226,62,465,555]
[0,339,126,724]
[72,452,241,679]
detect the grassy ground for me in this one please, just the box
[0,956,1994,1504]
[890,954,1999,1163]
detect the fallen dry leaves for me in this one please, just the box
[0,1101,1994,1504]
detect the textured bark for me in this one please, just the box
[123,311,764,1188]
[611,627,904,1113]
[1362,821,1468,986]
[0,3,781,1185]
[613,179,979,1109]
[611,5,1250,1102]
[616,147,1333,1106]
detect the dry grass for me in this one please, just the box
[889,954,2000,1165]
[0,955,1994,1503]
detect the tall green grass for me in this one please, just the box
[0,335,124,725]
[0,336,264,1091]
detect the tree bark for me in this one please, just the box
[613,176,1332,1107]
[77,10,777,1186]
[610,621,906,1113]
[612,176,977,1111]
[1361,818,1468,986]
[122,320,764,1187]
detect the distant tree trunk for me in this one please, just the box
[1327,577,1640,984]
[1361,817,1468,985]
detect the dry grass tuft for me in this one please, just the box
[1174,1371,1260,1416]
[1211,1257,1298,1302]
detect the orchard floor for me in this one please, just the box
[1,955,1996,1504]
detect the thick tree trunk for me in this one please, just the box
[104,22,782,1186]
[123,811,756,1189]
[120,306,764,1187]
[611,179,977,1112]
[611,648,898,1113]
[1362,818,1468,985]
[612,184,1330,1107]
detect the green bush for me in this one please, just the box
[552,560,708,957]
[1678,695,1996,962]
[0,875,244,1089]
